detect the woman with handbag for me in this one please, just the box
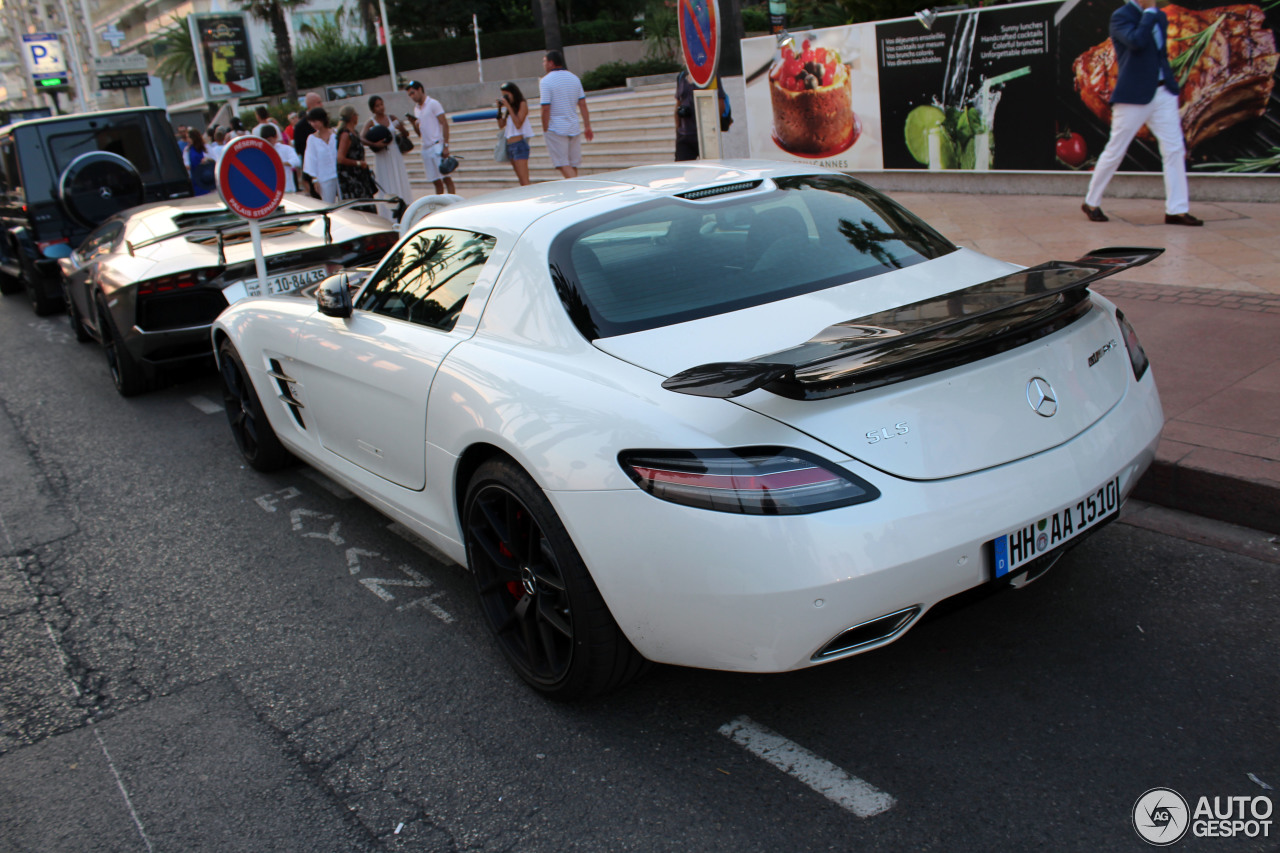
[362,95,412,220]
[336,105,379,213]
[496,82,534,186]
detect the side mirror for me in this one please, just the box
[316,273,354,318]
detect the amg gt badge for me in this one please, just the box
[1027,377,1058,418]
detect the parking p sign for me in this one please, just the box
[22,33,69,89]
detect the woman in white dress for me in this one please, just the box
[303,107,339,203]
[362,95,412,220]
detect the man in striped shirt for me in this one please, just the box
[539,50,593,178]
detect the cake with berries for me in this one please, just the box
[769,41,859,156]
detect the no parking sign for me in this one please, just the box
[217,136,286,297]
[678,0,720,88]
[217,135,285,219]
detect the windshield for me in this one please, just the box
[548,175,956,340]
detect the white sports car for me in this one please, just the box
[212,162,1164,698]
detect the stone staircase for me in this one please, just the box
[399,83,678,198]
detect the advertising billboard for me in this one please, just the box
[189,13,261,101]
[742,0,1280,174]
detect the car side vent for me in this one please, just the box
[267,359,306,429]
[677,180,762,200]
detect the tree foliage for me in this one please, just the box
[236,0,311,105]
[153,16,200,85]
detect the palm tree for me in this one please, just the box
[236,0,310,106]
[153,15,199,86]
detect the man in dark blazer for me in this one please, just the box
[1082,0,1202,226]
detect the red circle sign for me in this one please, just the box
[217,135,286,220]
[678,0,720,88]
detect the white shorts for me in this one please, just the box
[420,141,445,182]
[544,131,582,169]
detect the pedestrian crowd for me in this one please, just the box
[172,48,744,211]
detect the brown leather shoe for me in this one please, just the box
[1082,203,1109,222]
[1165,212,1203,226]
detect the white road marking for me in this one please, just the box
[361,563,456,622]
[718,716,895,818]
[300,468,354,499]
[397,591,454,622]
[345,547,380,575]
[254,486,301,513]
[386,522,459,567]
[95,728,155,853]
[186,395,222,414]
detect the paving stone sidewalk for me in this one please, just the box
[895,191,1280,535]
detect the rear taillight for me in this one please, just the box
[137,267,222,296]
[352,232,397,256]
[1116,310,1149,381]
[618,447,879,515]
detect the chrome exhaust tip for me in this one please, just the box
[812,605,922,661]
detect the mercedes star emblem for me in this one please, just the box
[1027,377,1058,417]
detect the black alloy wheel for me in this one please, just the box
[217,340,293,471]
[464,459,647,699]
[97,297,152,396]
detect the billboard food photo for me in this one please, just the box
[742,0,1279,173]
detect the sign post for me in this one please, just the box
[217,136,286,298]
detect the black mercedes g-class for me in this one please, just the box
[0,107,192,314]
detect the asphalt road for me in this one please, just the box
[0,301,1277,853]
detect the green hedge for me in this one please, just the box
[742,6,770,31]
[258,20,641,94]
[259,44,387,96]
[580,57,680,90]
[393,20,639,72]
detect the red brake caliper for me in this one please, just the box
[499,542,523,600]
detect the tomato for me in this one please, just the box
[1056,132,1088,168]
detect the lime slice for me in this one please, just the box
[905,105,946,165]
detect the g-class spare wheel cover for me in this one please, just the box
[58,152,144,227]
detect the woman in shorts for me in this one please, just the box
[496,82,534,186]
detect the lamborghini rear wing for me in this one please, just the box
[661,247,1163,401]
[126,196,403,264]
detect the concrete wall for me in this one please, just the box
[310,40,647,119]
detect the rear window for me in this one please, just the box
[48,121,156,179]
[548,174,956,340]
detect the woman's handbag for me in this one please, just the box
[395,133,414,154]
[494,130,509,162]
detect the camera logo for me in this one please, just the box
[1134,788,1190,845]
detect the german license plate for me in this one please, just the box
[992,476,1120,578]
[247,267,327,298]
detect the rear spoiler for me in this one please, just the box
[126,196,402,264]
[661,246,1163,401]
